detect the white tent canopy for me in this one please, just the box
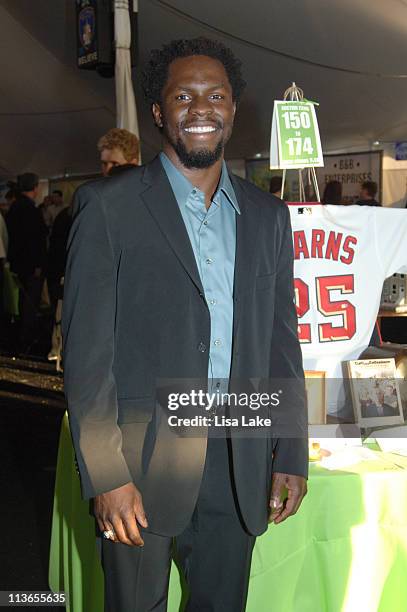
[1,0,407,178]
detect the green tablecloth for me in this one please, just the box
[3,266,19,316]
[49,414,407,612]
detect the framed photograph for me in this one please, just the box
[304,370,326,424]
[347,358,404,428]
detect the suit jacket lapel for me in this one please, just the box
[230,175,261,337]
[140,157,205,296]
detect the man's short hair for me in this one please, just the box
[142,37,246,106]
[361,180,378,198]
[17,172,39,193]
[269,176,283,195]
[52,189,63,198]
[97,128,139,162]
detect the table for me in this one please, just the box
[378,310,407,320]
[49,414,407,612]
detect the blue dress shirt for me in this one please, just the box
[159,152,240,394]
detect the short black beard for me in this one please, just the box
[173,139,223,169]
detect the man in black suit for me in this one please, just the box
[6,173,47,352]
[63,37,308,611]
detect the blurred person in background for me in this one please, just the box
[98,128,139,176]
[0,211,8,323]
[1,185,14,331]
[4,186,18,215]
[47,189,67,227]
[38,194,54,231]
[6,172,47,353]
[322,180,343,205]
[0,209,8,259]
[269,175,283,198]
[354,180,381,206]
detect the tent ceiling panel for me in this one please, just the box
[0,0,407,176]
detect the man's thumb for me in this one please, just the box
[270,478,284,509]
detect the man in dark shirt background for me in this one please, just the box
[269,175,283,199]
[354,180,381,206]
[6,172,47,352]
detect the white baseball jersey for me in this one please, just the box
[288,204,407,414]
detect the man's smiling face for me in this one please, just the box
[152,54,236,169]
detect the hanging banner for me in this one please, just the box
[270,101,324,169]
[395,142,407,161]
[76,0,99,68]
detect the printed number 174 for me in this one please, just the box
[286,137,314,156]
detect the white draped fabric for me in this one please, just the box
[114,0,140,159]
[382,170,407,208]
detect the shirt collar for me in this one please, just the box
[159,152,240,214]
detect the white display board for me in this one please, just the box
[270,100,324,169]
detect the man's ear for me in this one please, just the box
[152,103,163,128]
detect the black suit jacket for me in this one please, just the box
[6,195,47,279]
[62,156,308,537]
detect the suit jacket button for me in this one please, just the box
[197,342,207,352]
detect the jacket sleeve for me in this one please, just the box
[62,184,132,499]
[270,204,309,478]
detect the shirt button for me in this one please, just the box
[203,220,208,226]
[206,258,213,265]
[209,299,217,305]
[192,189,197,195]
[197,342,207,352]
[214,339,222,347]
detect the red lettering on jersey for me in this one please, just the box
[311,229,325,258]
[325,232,343,261]
[294,278,311,343]
[293,230,310,259]
[340,235,357,265]
[317,275,356,341]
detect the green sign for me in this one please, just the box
[270,101,324,169]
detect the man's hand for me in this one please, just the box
[94,482,148,546]
[269,472,307,524]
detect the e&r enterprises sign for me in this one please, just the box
[316,151,382,204]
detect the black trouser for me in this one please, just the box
[100,436,256,612]
[18,274,43,350]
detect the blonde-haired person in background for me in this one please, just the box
[98,128,139,176]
